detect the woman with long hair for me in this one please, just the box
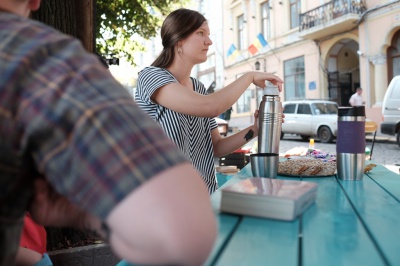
[135,8,283,194]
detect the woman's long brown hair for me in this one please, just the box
[151,8,206,69]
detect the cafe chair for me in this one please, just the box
[365,120,378,160]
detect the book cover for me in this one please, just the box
[220,177,318,221]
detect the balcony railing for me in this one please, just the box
[299,0,366,32]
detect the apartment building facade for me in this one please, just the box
[222,0,400,130]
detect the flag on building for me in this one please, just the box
[248,33,268,55]
[226,44,240,60]
[248,44,258,55]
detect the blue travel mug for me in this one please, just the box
[336,106,366,180]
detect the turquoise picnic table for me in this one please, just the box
[206,162,400,266]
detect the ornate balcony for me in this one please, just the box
[299,0,366,40]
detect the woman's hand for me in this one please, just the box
[252,72,284,91]
[253,110,259,136]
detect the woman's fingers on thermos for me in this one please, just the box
[253,72,283,90]
[271,80,284,91]
[268,74,283,89]
[272,75,283,83]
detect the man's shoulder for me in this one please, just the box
[0,12,86,75]
[0,12,75,48]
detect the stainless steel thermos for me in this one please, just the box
[257,82,283,153]
[336,106,366,180]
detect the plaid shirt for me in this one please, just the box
[0,12,186,264]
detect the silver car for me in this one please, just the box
[282,100,338,143]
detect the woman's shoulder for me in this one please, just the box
[139,66,170,78]
[138,67,178,86]
[190,77,206,93]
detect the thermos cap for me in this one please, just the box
[338,106,365,117]
[264,81,279,96]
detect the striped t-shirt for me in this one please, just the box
[135,67,218,193]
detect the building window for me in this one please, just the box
[198,54,215,72]
[236,89,251,114]
[284,56,305,100]
[237,14,245,50]
[198,71,215,94]
[290,0,301,29]
[236,90,251,113]
[388,30,400,81]
[261,1,271,40]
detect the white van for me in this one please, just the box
[380,75,400,147]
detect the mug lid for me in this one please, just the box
[338,106,365,117]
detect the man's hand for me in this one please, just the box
[29,178,105,238]
[29,178,84,227]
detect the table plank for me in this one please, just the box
[302,176,384,266]
[210,164,300,266]
[367,163,400,200]
[204,214,240,266]
[340,172,400,265]
[213,216,299,266]
[208,166,253,265]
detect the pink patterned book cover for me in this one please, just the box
[221,177,317,200]
[220,177,318,220]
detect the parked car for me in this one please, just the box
[215,117,229,136]
[380,75,400,147]
[282,100,338,143]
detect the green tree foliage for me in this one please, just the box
[96,0,189,64]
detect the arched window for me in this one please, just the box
[387,30,400,81]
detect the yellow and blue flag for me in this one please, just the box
[248,33,268,55]
[226,44,240,60]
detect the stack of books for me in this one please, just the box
[220,177,318,221]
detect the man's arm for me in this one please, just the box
[29,163,217,266]
[106,162,217,266]
[15,247,43,266]
[349,95,355,106]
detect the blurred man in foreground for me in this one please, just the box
[0,0,216,265]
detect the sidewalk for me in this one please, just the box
[365,131,397,144]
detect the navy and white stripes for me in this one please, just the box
[136,67,218,193]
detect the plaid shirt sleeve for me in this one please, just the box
[1,15,187,220]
